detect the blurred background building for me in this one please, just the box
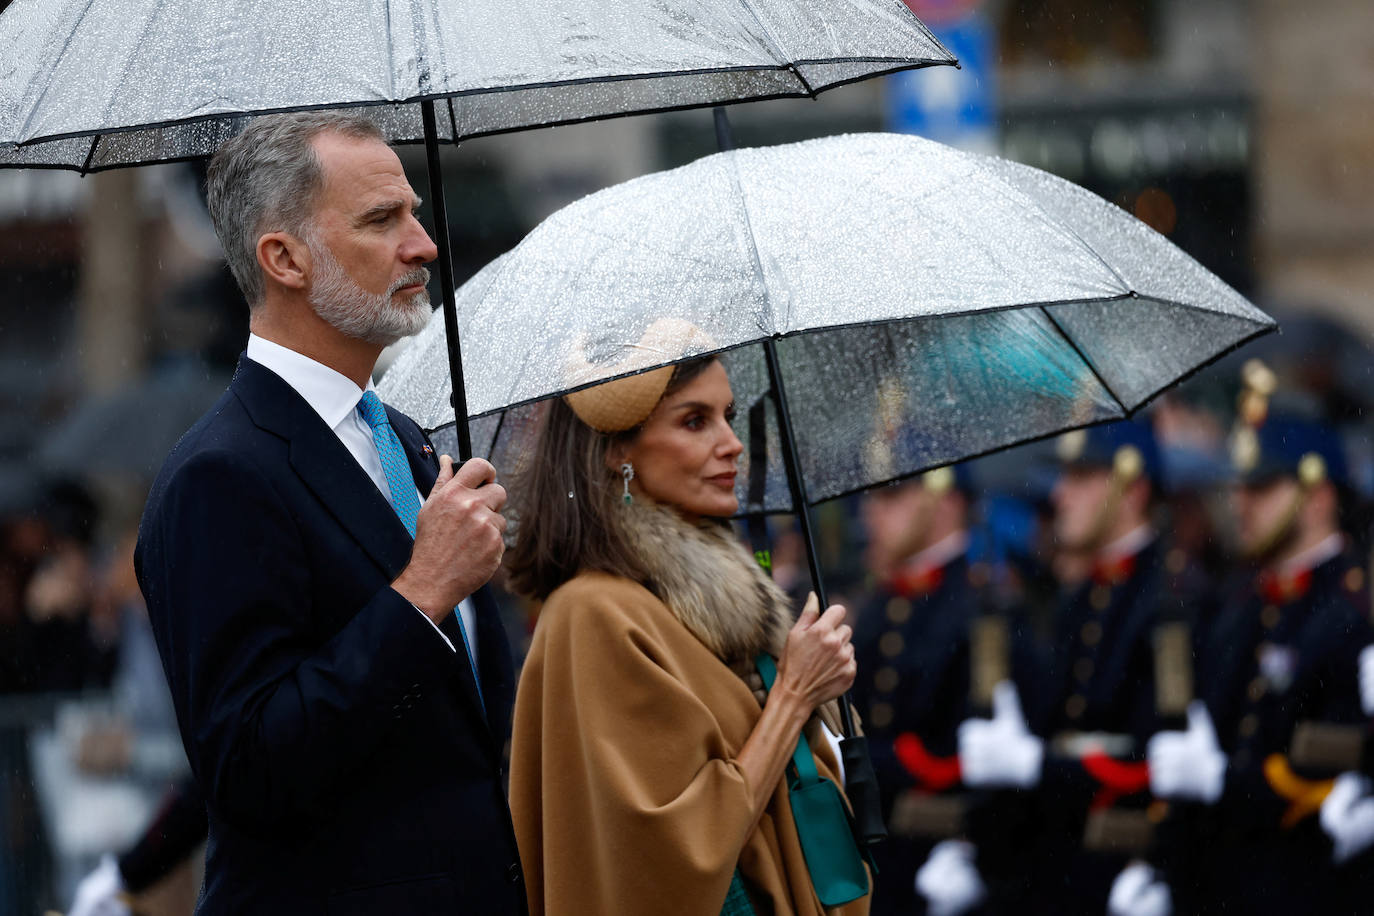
[0,0,1370,913]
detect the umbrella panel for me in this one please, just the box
[772,311,1121,507]
[417,299,1242,516]
[37,371,229,479]
[1,0,954,170]
[378,134,1273,432]
[1043,297,1272,412]
[377,132,1275,511]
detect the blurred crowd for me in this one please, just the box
[0,474,191,916]
[822,326,1374,915]
[6,314,1374,916]
[0,479,120,696]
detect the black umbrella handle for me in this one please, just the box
[840,736,887,847]
[421,99,473,461]
[760,338,849,727]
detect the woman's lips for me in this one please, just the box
[708,472,737,488]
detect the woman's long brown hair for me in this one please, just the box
[505,357,718,600]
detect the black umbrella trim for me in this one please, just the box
[2,59,957,173]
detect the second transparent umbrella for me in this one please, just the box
[380,131,1275,507]
[378,132,1276,841]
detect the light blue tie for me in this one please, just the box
[357,391,482,702]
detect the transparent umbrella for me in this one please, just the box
[377,132,1275,836]
[379,131,1275,504]
[0,0,953,170]
[0,0,954,454]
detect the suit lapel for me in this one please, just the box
[232,357,415,580]
[235,357,495,733]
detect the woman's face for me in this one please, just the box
[618,360,744,519]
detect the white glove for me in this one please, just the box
[69,854,131,916]
[1107,862,1172,916]
[958,681,1043,789]
[1147,701,1225,804]
[1359,645,1374,717]
[915,839,987,916]
[1321,772,1374,864]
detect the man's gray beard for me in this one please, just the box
[307,239,432,347]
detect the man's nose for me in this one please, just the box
[405,213,440,264]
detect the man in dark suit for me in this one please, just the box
[136,112,525,914]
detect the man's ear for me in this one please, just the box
[257,231,310,292]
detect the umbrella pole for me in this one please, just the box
[714,106,885,843]
[760,341,845,725]
[761,336,888,847]
[421,99,473,461]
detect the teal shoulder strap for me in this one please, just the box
[754,653,821,784]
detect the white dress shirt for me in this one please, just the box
[245,334,476,663]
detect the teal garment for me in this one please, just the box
[755,654,870,909]
[720,870,758,916]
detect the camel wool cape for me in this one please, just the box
[511,567,870,916]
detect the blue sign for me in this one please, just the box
[886,11,997,152]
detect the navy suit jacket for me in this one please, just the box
[136,355,525,915]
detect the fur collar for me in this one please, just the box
[615,501,792,668]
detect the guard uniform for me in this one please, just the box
[854,540,1006,915]
[1160,548,1370,914]
[1026,538,1209,915]
[1027,423,1211,916]
[1164,415,1374,915]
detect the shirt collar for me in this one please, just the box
[1275,532,1345,578]
[245,333,376,431]
[902,530,970,576]
[1098,524,1155,563]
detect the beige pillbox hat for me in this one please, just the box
[563,318,717,433]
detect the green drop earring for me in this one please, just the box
[621,463,635,505]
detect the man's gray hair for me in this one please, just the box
[206,111,385,309]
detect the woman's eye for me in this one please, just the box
[684,414,705,430]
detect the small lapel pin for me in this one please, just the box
[422,444,434,456]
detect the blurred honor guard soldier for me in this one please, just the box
[136,113,525,915]
[1036,422,1199,746]
[852,465,1028,916]
[949,421,1209,916]
[1144,410,1374,915]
